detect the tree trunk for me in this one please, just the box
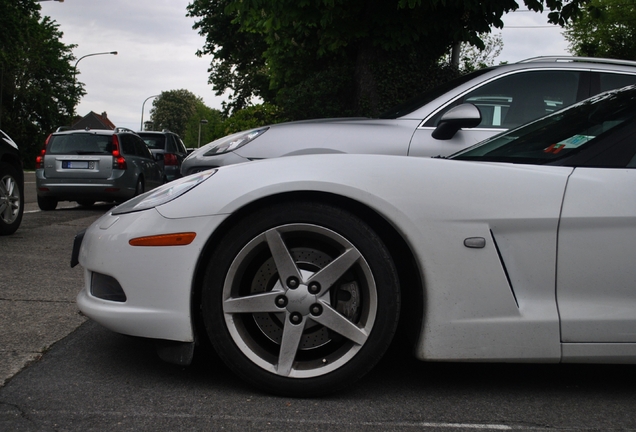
[354,44,381,117]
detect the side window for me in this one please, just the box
[424,70,581,129]
[134,136,152,159]
[166,135,177,153]
[598,73,636,93]
[175,136,187,154]
[120,134,136,156]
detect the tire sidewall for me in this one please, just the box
[0,162,24,235]
[201,201,400,397]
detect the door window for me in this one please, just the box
[424,70,581,129]
[598,72,636,92]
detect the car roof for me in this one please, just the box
[137,130,175,135]
[52,127,138,136]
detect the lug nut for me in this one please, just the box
[275,295,288,308]
[289,312,303,325]
[286,276,299,289]
[308,282,321,294]
[310,303,323,316]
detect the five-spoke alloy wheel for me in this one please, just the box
[202,202,400,397]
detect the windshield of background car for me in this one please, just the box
[47,134,112,155]
[139,135,166,150]
[450,85,636,165]
[378,68,494,119]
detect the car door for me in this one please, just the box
[557,122,636,343]
[408,70,585,157]
[133,136,163,190]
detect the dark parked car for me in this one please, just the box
[137,130,187,182]
[182,56,636,175]
[0,129,24,235]
[35,128,164,210]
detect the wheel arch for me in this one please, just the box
[0,154,24,184]
[190,190,424,352]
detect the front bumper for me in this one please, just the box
[75,207,227,342]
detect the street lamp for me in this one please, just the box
[198,119,209,148]
[140,94,160,131]
[74,51,118,71]
[73,51,117,119]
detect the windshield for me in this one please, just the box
[451,85,636,164]
[379,68,494,119]
[139,134,166,150]
[48,134,112,155]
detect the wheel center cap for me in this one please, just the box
[285,284,316,315]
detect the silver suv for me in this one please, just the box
[35,128,164,210]
[137,130,187,182]
[182,56,636,175]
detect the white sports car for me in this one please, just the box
[73,85,636,397]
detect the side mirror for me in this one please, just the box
[153,153,164,162]
[431,103,482,140]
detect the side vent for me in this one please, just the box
[490,230,519,308]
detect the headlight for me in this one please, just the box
[203,127,268,156]
[112,170,217,215]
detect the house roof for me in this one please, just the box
[71,111,116,130]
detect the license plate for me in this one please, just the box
[63,161,92,169]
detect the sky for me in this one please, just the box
[39,0,571,131]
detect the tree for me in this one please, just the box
[441,33,505,73]
[182,101,224,148]
[564,0,636,60]
[149,89,201,137]
[187,0,272,114]
[188,0,588,119]
[219,103,287,136]
[0,0,82,167]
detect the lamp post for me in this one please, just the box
[74,51,118,71]
[140,94,160,131]
[198,119,208,148]
[73,51,117,119]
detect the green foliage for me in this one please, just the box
[564,0,636,60]
[219,103,287,136]
[0,0,82,168]
[275,64,357,120]
[187,0,273,114]
[149,89,201,137]
[188,0,589,120]
[182,101,224,148]
[442,33,505,73]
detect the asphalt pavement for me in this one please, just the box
[0,172,105,387]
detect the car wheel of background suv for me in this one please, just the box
[37,195,58,211]
[135,177,144,196]
[0,162,24,235]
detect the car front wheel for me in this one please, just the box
[0,162,24,235]
[201,202,400,397]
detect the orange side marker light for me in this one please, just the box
[129,232,196,247]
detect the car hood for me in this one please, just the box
[189,118,422,161]
[160,153,574,222]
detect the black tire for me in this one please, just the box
[0,162,24,235]
[135,177,144,196]
[37,195,58,211]
[201,201,400,397]
[77,200,95,207]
